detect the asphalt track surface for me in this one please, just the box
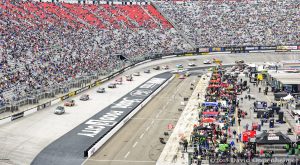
[31,72,173,165]
[83,75,197,165]
[0,52,298,165]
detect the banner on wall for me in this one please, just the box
[277,46,297,50]
[298,46,300,50]
[209,47,224,52]
[198,48,209,52]
[260,46,277,50]
[245,46,259,51]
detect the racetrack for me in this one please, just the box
[0,52,298,165]
[83,74,197,165]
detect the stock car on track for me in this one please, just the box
[162,65,169,70]
[96,87,105,93]
[179,75,185,79]
[185,72,191,77]
[144,69,150,73]
[115,77,122,85]
[203,60,212,64]
[80,94,89,101]
[176,64,183,68]
[213,58,222,64]
[108,83,117,88]
[153,66,160,70]
[188,63,196,66]
[126,75,133,81]
[54,106,65,115]
[133,72,140,76]
[64,100,75,106]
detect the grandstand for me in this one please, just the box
[0,0,299,115]
[0,1,192,111]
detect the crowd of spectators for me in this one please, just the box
[0,1,192,108]
[156,0,300,47]
[1,0,299,109]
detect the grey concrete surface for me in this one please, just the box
[83,76,197,165]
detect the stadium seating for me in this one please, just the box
[0,2,189,110]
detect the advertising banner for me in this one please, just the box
[245,46,259,51]
[224,47,233,52]
[198,48,209,52]
[298,46,300,50]
[277,46,297,50]
[209,47,224,52]
[260,46,276,50]
[68,91,76,97]
[11,112,24,121]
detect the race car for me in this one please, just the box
[188,63,196,67]
[133,72,140,76]
[64,100,75,106]
[212,58,222,63]
[203,60,212,64]
[115,77,122,85]
[153,66,160,70]
[54,106,65,115]
[176,64,183,68]
[144,69,150,73]
[185,72,191,77]
[80,94,89,101]
[179,75,185,79]
[162,65,169,70]
[108,83,117,88]
[96,87,105,93]
[126,75,133,81]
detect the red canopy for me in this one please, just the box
[202,118,216,123]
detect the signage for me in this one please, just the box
[267,136,279,140]
[277,46,297,50]
[130,89,152,97]
[198,48,209,52]
[209,47,223,52]
[68,91,76,97]
[11,112,24,121]
[245,46,259,50]
[77,75,168,138]
[260,46,276,50]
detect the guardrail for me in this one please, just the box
[0,47,298,126]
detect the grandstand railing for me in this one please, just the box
[0,45,299,122]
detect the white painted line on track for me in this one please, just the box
[124,151,130,158]
[140,133,144,139]
[132,142,138,148]
[146,126,150,131]
[151,120,154,125]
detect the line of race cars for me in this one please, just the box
[53,58,229,115]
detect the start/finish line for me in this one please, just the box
[31,72,172,165]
